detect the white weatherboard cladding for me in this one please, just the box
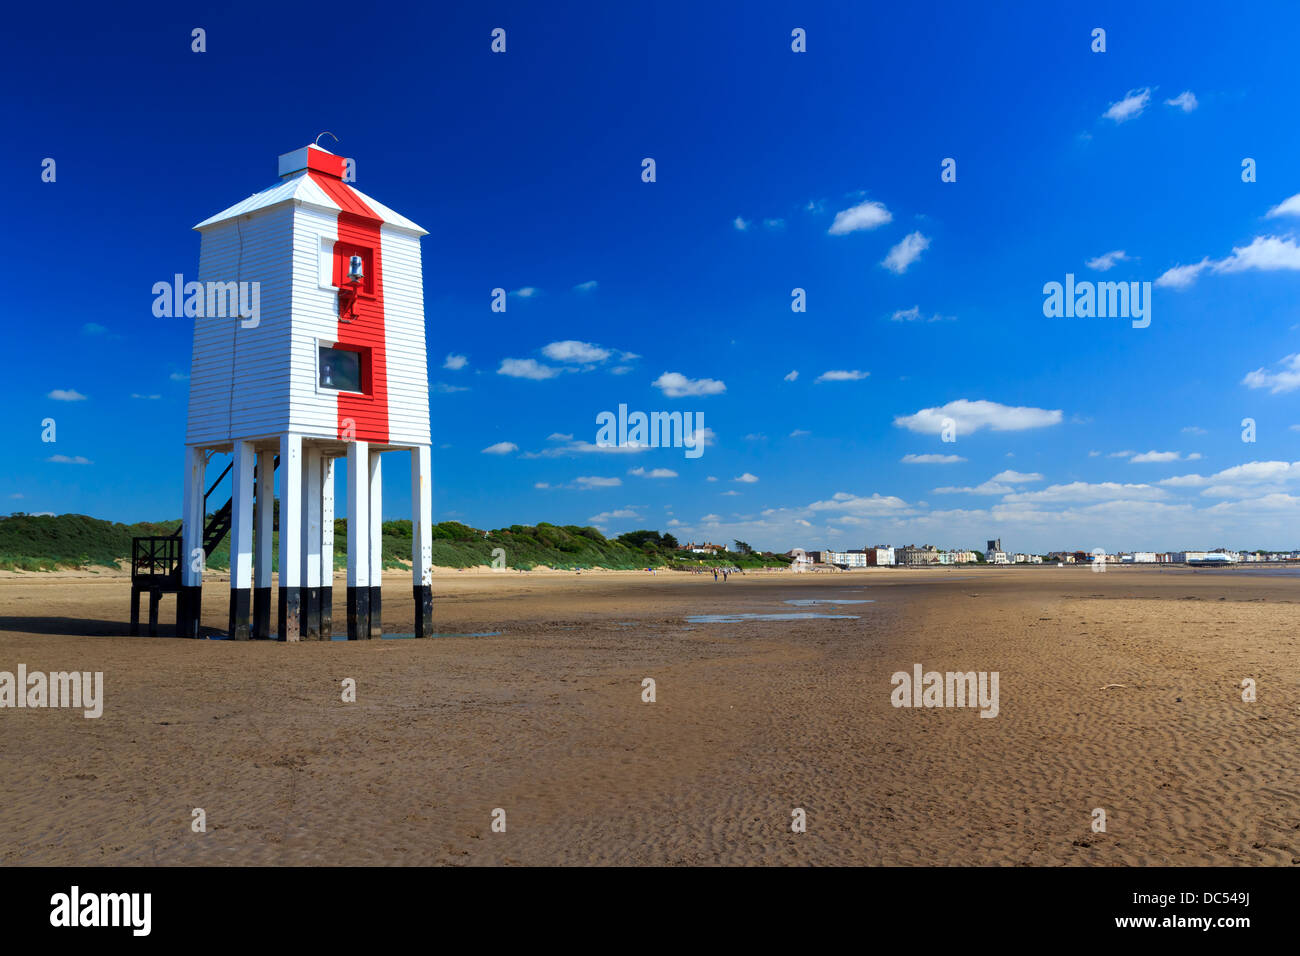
[187,206,295,444]
[188,191,429,448]
[381,225,431,446]
[286,204,341,438]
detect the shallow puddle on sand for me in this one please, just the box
[325,631,504,641]
[686,612,861,623]
[784,599,873,606]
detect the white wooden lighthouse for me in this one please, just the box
[175,143,433,641]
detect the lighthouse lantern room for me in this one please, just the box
[144,144,434,641]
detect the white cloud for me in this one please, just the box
[47,454,92,464]
[629,467,678,478]
[47,389,86,401]
[547,432,573,441]
[790,429,810,437]
[588,508,639,524]
[894,399,1063,436]
[652,371,726,398]
[432,382,468,394]
[498,358,560,380]
[1155,258,1211,288]
[808,492,911,516]
[1104,87,1151,123]
[1159,236,1300,289]
[443,353,468,370]
[542,340,610,364]
[890,305,953,322]
[881,231,929,274]
[481,442,518,455]
[169,372,188,381]
[815,369,869,383]
[1160,460,1300,490]
[575,476,621,488]
[1128,447,1196,463]
[1216,235,1300,274]
[784,370,799,382]
[130,393,161,400]
[733,473,759,483]
[764,218,785,230]
[1266,194,1300,219]
[934,482,1012,496]
[509,287,539,298]
[534,482,550,489]
[827,199,892,235]
[733,216,750,231]
[1181,426,1207,435]
[1165,90,1198,112]
[1242,353,1300,394]
[1129,450,1185,463]
[1085,250,1131,271]
[522,440,649,458]
[1003,481,1166,504]
[573,280,598,293]
[901,453,966,464]
[991,470,1042,483]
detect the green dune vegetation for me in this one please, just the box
[0,513,791,573]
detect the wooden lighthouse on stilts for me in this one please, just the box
[146,143,433,641]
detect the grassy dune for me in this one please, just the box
[0,513,789,573]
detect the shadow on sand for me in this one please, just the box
[0,616,228,640]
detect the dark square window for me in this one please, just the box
[319,345,362,392]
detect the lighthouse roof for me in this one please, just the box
[193,144,427,236]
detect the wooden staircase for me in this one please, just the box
[130,455,278,635]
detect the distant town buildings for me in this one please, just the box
[795,544,979,568]
[782,539,1300,571]
[865,546,895,566]
[678,541,725,555]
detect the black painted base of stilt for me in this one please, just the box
[278,586,302,642]
[304,586,321,640]
[347,586,370,640]
[368,586,382,638]
[252,586,272,639]
[413,585,433,639]
[177,585,203,639]
[228,587,252,641]
[320,587,333,640]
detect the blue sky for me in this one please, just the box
[6,1,1300,553]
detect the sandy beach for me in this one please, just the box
[0,566,1296,866]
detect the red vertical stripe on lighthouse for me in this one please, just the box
[308,171,390,444]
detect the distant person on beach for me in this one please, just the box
[713,568,718,581]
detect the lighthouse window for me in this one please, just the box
[319,346,363,392]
